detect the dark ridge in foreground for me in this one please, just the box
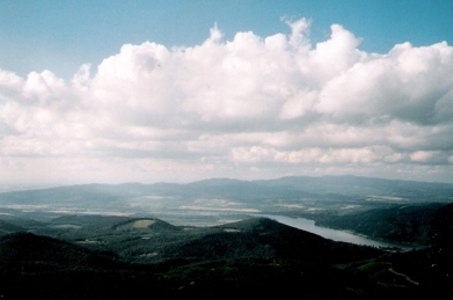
[0,216,452,299]
[0,232,118,268]
[0,218,381,299]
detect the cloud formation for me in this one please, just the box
[1,18,453,184]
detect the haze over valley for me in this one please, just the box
[2,175,453,246]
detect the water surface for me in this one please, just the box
[258,214,401,249]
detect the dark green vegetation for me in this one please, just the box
[0,215,452,299]
[314,202,453,246]
[1,175,453,298]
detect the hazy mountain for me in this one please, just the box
[3,175,453,203]
[1,176,453,221]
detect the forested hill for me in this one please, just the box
[1,216,451,299]
[0,217,376,298]
[315,202,453,246]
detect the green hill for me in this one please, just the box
[0,216,451,299]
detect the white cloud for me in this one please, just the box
[410,151,441,163]
[1,18,453,184]
[315,41,453,124]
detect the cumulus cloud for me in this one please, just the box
[1,18,453,184]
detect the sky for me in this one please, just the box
[1,0,453,185]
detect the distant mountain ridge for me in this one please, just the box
[1,175,452,226]
[3,174,453,199]
[1,175,453,248]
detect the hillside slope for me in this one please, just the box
[0,216,451,299]
[315,202,453,246]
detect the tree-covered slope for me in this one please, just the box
[315,202,453,246]
[0,216,451,299]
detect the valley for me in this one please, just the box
[0,175,452,298]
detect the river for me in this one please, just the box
[256,214,402,249]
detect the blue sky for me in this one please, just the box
[1,1,453,186]
[1,0,452,79]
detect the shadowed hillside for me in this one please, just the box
[0,216,451,299]
[315,202,453,246]
[1,175,453,298]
